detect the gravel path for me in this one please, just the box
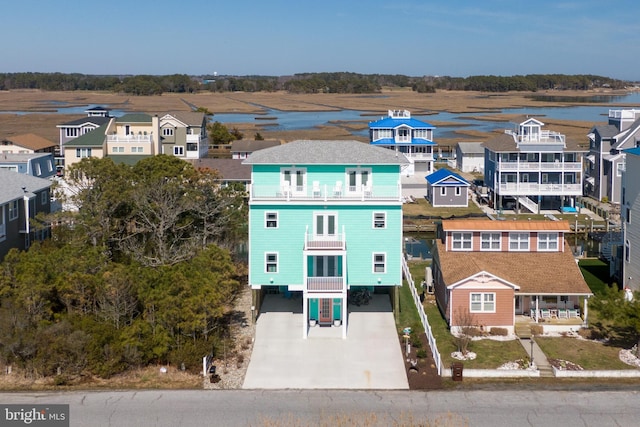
[203,286,255,389]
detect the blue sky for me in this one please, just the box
[2,0,638,80]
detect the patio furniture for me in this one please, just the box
[540,309,551,319]
[549,309,558,318]
[312,181,321,197]
[558,308,568,319]
[568,308,580,318]
[333,181,343,197]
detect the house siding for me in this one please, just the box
[623,151,640,291]
[249,204,402,288]
[449,287,514,328]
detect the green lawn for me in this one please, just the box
[578,258,612,295]
[403,258,634,371]
[535,336,635,370]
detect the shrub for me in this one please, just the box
[416,349,427,359]
[465,327,484,337]
[530,325,544,336]
[489,327,509,336]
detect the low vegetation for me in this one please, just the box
[0,156,248,384]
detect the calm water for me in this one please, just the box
[5,93,640,138]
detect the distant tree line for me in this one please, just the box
[0,71,628,95]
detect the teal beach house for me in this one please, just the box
[243,140,406,338]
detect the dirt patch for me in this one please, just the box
[400,333,443,390]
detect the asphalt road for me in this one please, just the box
[1,389,639,427]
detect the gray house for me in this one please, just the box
[621,147,640,291]
[0,169,52,260]
[455,142,485,173]
[586,109,640,204]
[425,168,470,207]
[0,152,57,179]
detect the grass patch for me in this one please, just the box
[579,258,612,295]
[535,337,633,370]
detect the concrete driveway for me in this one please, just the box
[243,294,409,389]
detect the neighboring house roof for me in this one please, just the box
[591,124,618,139]
[368,116,435,129]
[625,147,640,156]
[64,123,108,147]
[434,240,592,295]
[456,142,484,154]
[614,117,640,150]
[0,152,52,164]
[1,133,56,151]
[189,158,251,181]
[243,139,409,165]
[56,116,110,127]
[117,113,152,123]
[159,111,206,127]
[110,155,151,165]
[482,132,586,152]
[0,169,51,202]
[442,219,570,232]
[231,139,280,153]
[425,169,469,186]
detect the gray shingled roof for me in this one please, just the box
[231,139,281,153]
[161,111,206,127]
[456,142,484,154]
[592,124,619,139]
[242,140,408,165]
[0,153,52,163]
[57,116,110,127]
[0,169,51,203]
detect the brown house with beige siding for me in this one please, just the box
[432,219,593,335]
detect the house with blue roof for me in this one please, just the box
[368,110,437,177]
[425,168,470,207]
[243,139,405,339]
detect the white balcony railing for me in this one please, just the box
[186,134,202,143]
[107,134,152,143]
[249,182,401,202]
[304,227,346,251]
[496,162,582,172]
[498,183,582,195]
[306,276,345,292]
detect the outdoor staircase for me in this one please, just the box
[517,196,538,214]
[514,322,531,339]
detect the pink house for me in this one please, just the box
[431,219,593,335]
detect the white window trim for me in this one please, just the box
[480,232,501,251]
[345,167,372,194]
[537,232,558,251]
[470,292,496,313]
[509,232,530,251]
[373,252,386,273]
[173,146,184,156]
[8,200,19,221]
[162,127,174,136]
[265,211,278,228]
[451,232,472,251]
[265,252,278,273]
[440,186,446,196]
[281,167,307,194]
[373,212,386,229]
[41,190,48,205]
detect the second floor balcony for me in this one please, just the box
[498,182,582,196]
[107,134,153,144]
[306,276,345,292]
[249,182,402,202]
[496,161,582,172]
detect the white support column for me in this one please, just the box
[342,293,347,339]
[302,292,308,339]
[583,297,589,327]
[535,296,539,323]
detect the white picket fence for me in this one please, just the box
[401,256,443,375]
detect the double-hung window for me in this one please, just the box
[373,253,386,273]
[470,292,495,313]
[509,233,529,251]
[537,232,558,251]
[451,232,472,250]
[173,146,184,156]
[481,232,501,251]
[265,212,278,228]
[373,212,386,229]
[265,253,278,273]
[8,200,19,221]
